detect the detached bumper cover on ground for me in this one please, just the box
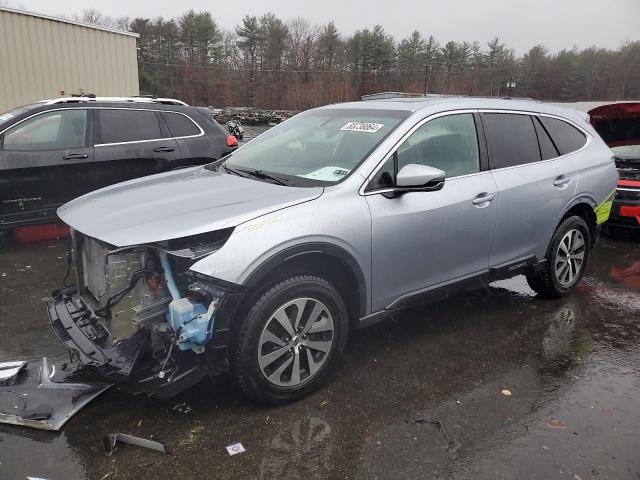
[0,358,111,431]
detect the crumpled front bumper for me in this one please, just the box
[47,289,149,379]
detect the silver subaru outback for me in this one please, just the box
[48,97,618,404]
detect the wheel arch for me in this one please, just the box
[243,242,368,327]
[558,198,598,247]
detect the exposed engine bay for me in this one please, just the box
[47,228,238,398]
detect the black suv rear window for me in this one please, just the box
[96,109,163,144]
[539,117,587,155]
[482,113,540,168]
[161,112,200,137]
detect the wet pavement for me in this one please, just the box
[1,223,639,479]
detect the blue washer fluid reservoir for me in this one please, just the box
[167,298,210,351]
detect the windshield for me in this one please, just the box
[0,104,39,129]
[220,108,409,186]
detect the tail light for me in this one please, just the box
[226,135,238,147]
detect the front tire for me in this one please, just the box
[230,275,348,404]
[526,215,591,298]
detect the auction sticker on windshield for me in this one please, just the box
[340,122,384,133]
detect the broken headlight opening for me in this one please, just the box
[47,228,238,396]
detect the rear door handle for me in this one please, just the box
[62,153,89,160]
[153,146,175,153]
[554,176,572,187]
[472,193,495,205]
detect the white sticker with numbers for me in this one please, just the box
[340,122,384,133]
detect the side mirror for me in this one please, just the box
[395,164,445,190]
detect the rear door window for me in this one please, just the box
[2,109,88,151]
[96,109,163,144]
[539,116,587,155]
[533,117,560,160]
[161,112,201,137]
[482,113,540,169]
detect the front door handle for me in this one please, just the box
[554,176,572,188]
[153,146,175,153]
[472,192,495,205]
[62,153,89,160]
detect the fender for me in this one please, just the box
[243,242,369,317]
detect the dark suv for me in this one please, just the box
[0,97,237,229]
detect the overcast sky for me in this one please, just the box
[8,0,640,54]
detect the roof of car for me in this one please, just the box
[318,96,588,123]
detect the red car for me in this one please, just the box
[588,102,640,228]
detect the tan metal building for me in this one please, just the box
[0,7,139,112]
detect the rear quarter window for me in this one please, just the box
[482,113,541,169]
[539,117,587,155]
[161,112,201,137]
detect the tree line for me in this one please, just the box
[76,8,640,109]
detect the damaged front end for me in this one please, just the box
[48,228,239,397]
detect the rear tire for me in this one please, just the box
[526,215,591,298]
[230,275,348,404]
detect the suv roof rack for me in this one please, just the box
[40,96,188,106]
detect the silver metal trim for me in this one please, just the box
[616,187,640,192]
[42,97,188,106]
[0,107,204,146]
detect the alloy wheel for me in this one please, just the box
[258,297,335,387]
[554,229,586,287]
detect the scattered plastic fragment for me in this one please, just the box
[103,433,169,456]
[546,419,567,429]
[501,389,512,396]
[601,408,613,417]
[226,442,246,456]
[172,402,192,414]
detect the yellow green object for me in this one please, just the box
[594,189,615,225]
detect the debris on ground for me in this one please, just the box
[103,433,170,456]
[172,402,192,414]
[447,439,462,454]
[546,419,567,429]
[0,358,112,431]
[501,389,512,396]
[226,442,246,456]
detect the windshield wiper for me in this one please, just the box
[239,169,290,186]
[221,163,290,186]
[221,163,250,178]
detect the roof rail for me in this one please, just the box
[40,96,188,106]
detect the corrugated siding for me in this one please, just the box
[0,9,139,112]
